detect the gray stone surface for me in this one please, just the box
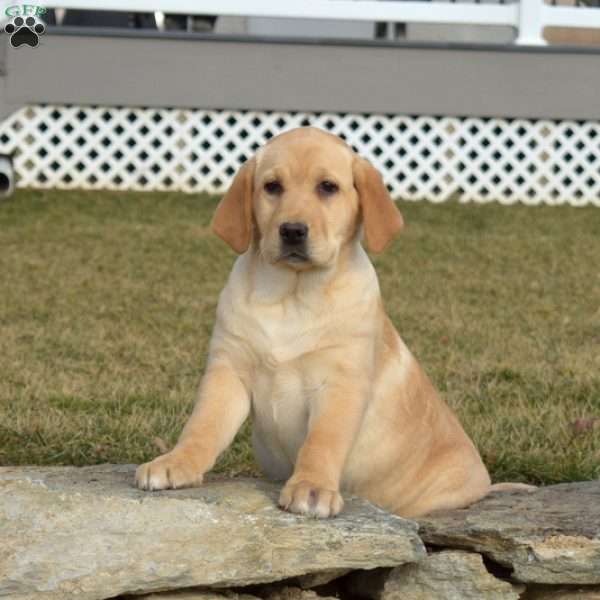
[418,482,600,585]
[523,586,600,599]
[378,550,523,600]
[344,551,523,600]
[294,569,351,589]
[263,587,337,600]
[0,465,424,600]
[134,593,259,600]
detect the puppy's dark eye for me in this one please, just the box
[264,180,283,196]
[317,180,339,197]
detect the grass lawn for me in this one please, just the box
[1,189,599,485]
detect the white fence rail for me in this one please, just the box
[29,0,600,45]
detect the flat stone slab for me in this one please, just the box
[418,481,600,585]
[0,465,424,600]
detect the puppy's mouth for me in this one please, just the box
[279,249,310,264]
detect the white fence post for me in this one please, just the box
[516,0,547,45]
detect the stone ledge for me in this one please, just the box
[0,465,423,600]
[1,465,599,600]
[418,480,600,585]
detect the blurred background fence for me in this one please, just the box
[0,0,599,205]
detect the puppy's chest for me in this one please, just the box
[236,301,328,367]
[231,300,328,452]
[251,361,324,457]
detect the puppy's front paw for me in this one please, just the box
[135,450,203,491]
[278,480,344,518]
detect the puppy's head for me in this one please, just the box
[212,127,403,269]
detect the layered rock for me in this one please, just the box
[0,465,423,600]
[523,587,600,599]
[418,481,600,584]
[346,550,523,599]
[133,591,336,600]
[2,465,599,600]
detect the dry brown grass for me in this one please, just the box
[1,189,599,483]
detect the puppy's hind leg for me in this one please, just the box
[399,448,493,517]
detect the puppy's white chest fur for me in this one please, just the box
[216,250,372,362]
[245,300,322,366]
[213,249,377,480]
[231,300,327,479]
[251,361,317,480]
[221,279,331,477]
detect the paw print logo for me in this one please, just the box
[4,15,45,48]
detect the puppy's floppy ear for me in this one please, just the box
[211,158,255,254]
[353,156,404,253]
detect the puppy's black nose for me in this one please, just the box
[279,222,308,245]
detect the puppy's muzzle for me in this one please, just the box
[279,221,309,262]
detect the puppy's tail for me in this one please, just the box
[489,482,538,493]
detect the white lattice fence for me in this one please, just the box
[0,105,599,206]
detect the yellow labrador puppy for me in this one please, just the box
[135,127,495,518]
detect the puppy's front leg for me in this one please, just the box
[279,370,367,518]
[136,358,250,490]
